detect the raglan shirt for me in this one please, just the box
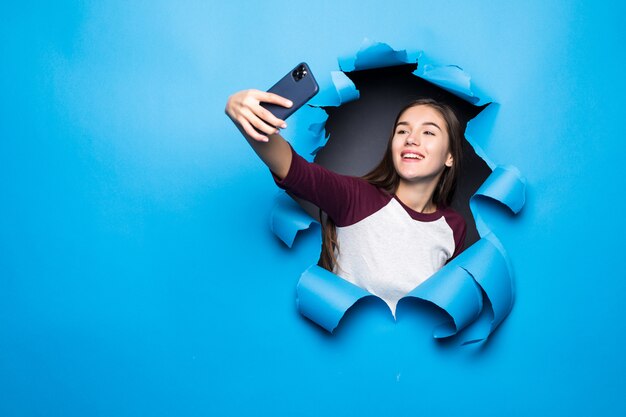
[273,146,466,315]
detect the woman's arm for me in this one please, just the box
[225,88,387,227]
[225,89,294,180]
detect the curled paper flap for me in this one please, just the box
[296,265,374,333]
[307,120,330,157]
[288,105,329,162]
[267,39,525,343]
[338,38,415,72]
[460,234,514,332]
[403,265,483,338]
[464,102,500,170]
[330,71,360,105]
[414,63,480,104]
[294,234,515,344]
[270,192,319,248]
[471,165,527,237]
[445,235,514,342]
[338,40,485,105]
[475,165,526,213]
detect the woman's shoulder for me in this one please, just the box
[438,205,467,232]
[439,206,467,260]
[334,176,393,226]
[273,148,392,227]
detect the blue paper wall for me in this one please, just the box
[2,1,625,416]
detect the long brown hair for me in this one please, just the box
[319,98,464,270]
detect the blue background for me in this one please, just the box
[2,1,625,416]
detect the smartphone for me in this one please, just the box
[261,62,319,121]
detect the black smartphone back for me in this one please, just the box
[261,62,319,121]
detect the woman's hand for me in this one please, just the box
[225,89,293,142]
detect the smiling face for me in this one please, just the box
[391,104,454,185]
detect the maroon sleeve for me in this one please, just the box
[443,208,467,262]
[271,145,389,227]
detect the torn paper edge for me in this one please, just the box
[269,38,526,344]
[270,192,319,248]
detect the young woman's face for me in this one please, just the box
[391,105,453,184]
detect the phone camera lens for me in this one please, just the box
[293,65,308,81]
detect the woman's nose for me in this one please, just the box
[406,135,419,145]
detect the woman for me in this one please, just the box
[225,89,466,314]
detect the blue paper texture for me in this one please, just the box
[2,1,626,417]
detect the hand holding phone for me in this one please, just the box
[260,62,319,121]
[225,63,319,142]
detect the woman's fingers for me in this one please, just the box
[239,117,269,142]
[243,90,290,128]
[259,91,293,109]
[226,89,293,141]
[251,91,291,127]
[240,107,279,138]
[251,104,287,130]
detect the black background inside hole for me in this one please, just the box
[291,63,492,250]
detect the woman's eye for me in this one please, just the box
[424,130,435,136]
[396,129,408,134]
